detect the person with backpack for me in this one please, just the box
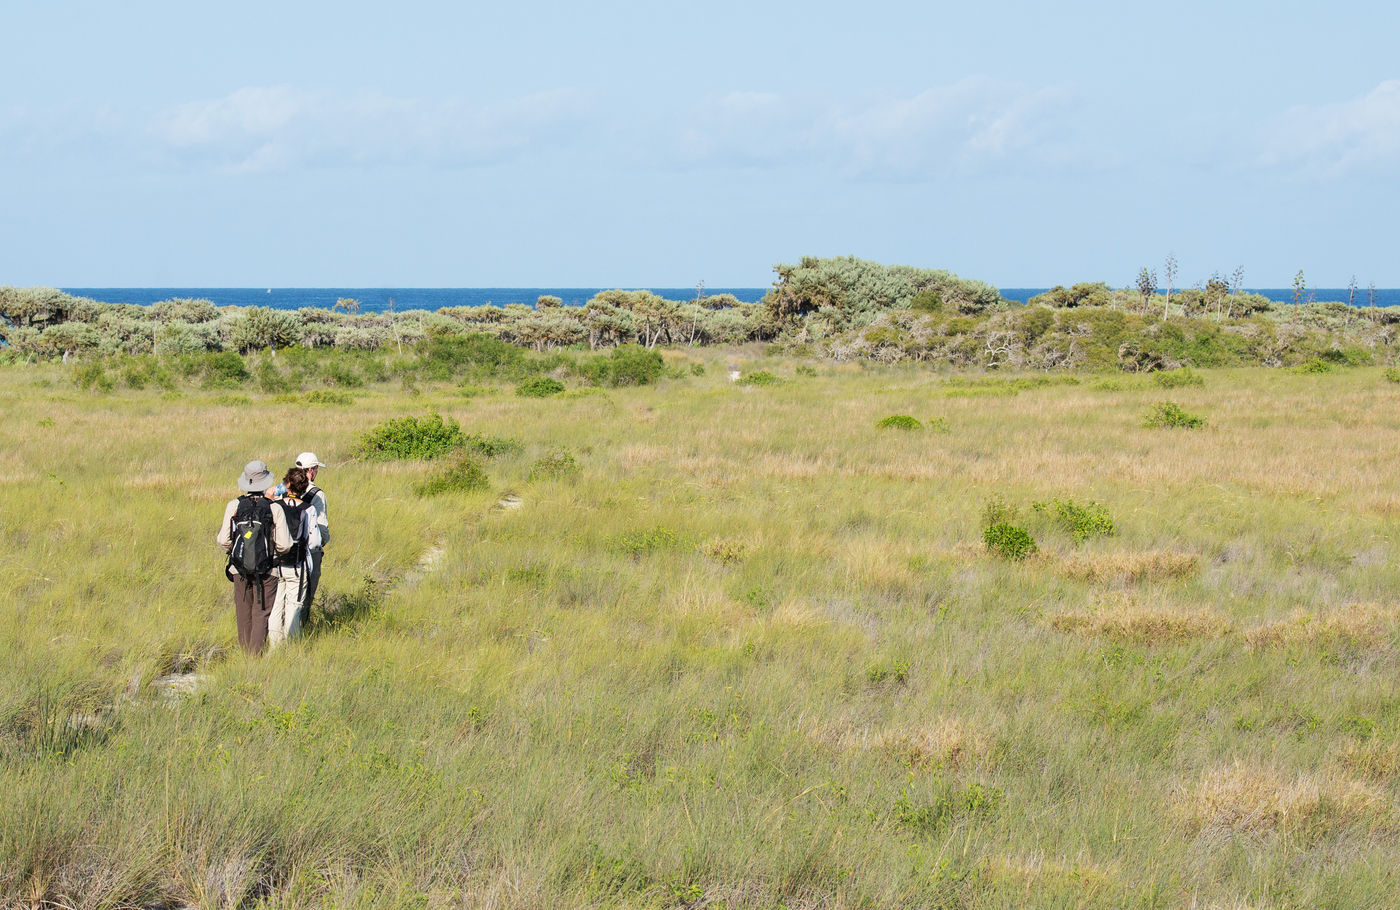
[216,460,294,655]
[294,452,329,627]
[267,466,320,647]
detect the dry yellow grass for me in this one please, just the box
[815,715,989,770]
[982,853,1122,902]
[1060,550,1200,584]
[1176,762,1391,840]
[1243,603,1400,650]
[1048,600,1229,642]
[1338,739,1400,782]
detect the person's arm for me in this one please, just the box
[216,499,238,551]
[313,490,329,547]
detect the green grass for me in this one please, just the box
[2,357,1400,907]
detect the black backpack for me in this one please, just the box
[227,494,275,579]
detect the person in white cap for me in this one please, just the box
[294,451,329,626]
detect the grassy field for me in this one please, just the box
[2,353,1399,909]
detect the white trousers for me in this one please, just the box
[267,565,304,648]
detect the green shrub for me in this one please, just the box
[516,376,566,397]
[909,289,944,313]
[354,412,465,460]
[229,306,299,352]
[254,358,295,394]
[414,455,489,496]
[579,344,665,387]
[738,370,781,386]
[1143,401,1205,429]
[1385,367,1400,384]
[795,364,817,377]
[1032,498,1115,543]
[463,433,522,458]
[200,352,249,388]
[865,659,911,686]
[610,345,665,385]
[981,495,1019,529]
[322,361,365,388]
[419,331,526,380]
[876,415,922,430]
[304,389,354,405]
[1295,357,1331,374]
[614,527,681,557]
[1153,368,1204,389]
[119,358,174,391]
[927,416,950,433]
[983,523,1038,560]
[73,362,113,392]
[528,448,579,481]
[690,362,706,376]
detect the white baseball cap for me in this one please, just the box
[296,452,326,469]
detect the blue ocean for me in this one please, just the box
[61,287,1400,312]
[61,288,769,314]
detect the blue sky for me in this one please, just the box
[1,0,1396,288]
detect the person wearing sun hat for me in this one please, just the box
[294,451,329,627]
[217,459,294,654]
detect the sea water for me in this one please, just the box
[61,287,1400,312]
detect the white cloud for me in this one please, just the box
[671,78,1085,179]
[149,86,594,172]
[1263,80,1400,178]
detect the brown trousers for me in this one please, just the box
[233,574,278,654]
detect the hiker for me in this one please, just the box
[217,460,293,655]
[295,452,329,627]
[267,467,318,647]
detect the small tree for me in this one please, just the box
[1205,273,1229,321]
[333,297,361,314]
[1136,267,1157,313]
[1163,253,1178,320]
[1228,266,1244,318]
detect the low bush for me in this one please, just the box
[463,433,522,458]
[983,523,1038,560]
[74,362,113,392]
[321,361,365,388]
[304,389,355,405]
[516,377,566,397]
[200,351,249,388]
[1033,498,1115,543]
[414,455,489,496]
[354,412,465,460]
[981,495,1019,529]
[1153,368,1204,388]
[1384,368,1400,384]
[738,370,781,386]
[579,344,665,387]
[877,415,921,430]
[1295,358,1332,374]
[528,448,579,481]
[614,527,682,557]
[1143,401,1205,429]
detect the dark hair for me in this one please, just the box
[282,466,309,498]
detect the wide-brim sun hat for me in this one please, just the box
[296,451,326,469]
[238,460,275,492]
